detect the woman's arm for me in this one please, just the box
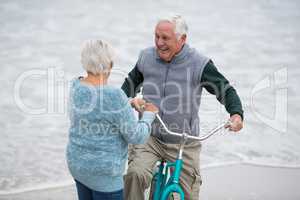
[116,91,155,144]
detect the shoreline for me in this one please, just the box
[2,162,300,196]
[1,163,300,200]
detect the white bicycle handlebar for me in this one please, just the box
[155,114,230,142]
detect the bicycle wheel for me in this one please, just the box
[160,184,184,200]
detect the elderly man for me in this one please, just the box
[121,15,243,200]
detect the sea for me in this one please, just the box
[0,0,299,195]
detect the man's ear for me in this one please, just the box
[180,34,187,43]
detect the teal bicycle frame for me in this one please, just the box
[150,114,230,200]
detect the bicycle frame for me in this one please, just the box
[150,114,230,200]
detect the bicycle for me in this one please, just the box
[148,114,230,200]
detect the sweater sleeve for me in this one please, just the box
[116,91,155,144]
[200,60,244,120]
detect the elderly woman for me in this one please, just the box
[66,40,158,200]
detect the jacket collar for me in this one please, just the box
[155,44,190,64]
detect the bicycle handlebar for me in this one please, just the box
[155,114,231,142]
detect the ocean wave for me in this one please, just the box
[0,180,74,196]
[201,161,300,170]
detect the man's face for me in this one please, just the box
[155,21,186,62]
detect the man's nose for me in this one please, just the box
[157,38,165,46]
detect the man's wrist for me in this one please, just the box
[230,112,244,121]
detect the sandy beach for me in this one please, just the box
[1,164,299,200]
[1,0,299,199]
[200,164,300,200]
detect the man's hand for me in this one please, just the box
[225,114,243,132]
[130,98,146,112]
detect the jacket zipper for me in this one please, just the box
[161,63,170,120]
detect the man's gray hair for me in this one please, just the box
[158,14,188,38]
[81,40,115,75]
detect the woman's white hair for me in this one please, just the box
[157,14,188,39]
[81,39,115,75]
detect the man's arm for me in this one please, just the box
[121,64,144,98]
[201,60,244,131]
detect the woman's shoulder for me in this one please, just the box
[97,86,130,113]
[69,77,91,95]
[70,77,84,90]
[104,87,129,105]
[69,77,129,104]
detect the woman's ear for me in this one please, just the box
[105,62,113,77]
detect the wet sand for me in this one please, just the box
[1,164,300,200]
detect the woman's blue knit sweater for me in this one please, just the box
[66,78,155,192]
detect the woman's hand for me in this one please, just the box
[144,103,159,114]
[130,98,146,112]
